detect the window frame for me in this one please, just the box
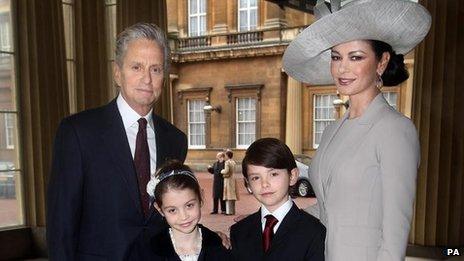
[62,0,77,113]
[188,0,207,37]
[0,0,25,229]
[312,93,338,149]
[235,97,257,149]
[4,113,14,149]
[105,0,118,99]
[381,87,401,112]
[187,99,207,149]
[237,0,258,32]
[0,17,11,51]
[305,86,339,150]
[225,84,262,149]
[177,87,212,149]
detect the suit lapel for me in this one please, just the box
[153,113,169,169]
[313,112,349,204]
[100,100,142,216]
[323,94,389,196]
[247,211,265,259]
[146,113,169,220]
[270,203,299,251]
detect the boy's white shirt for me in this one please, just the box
[260,197,293,233]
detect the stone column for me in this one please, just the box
[263,1,287,29]
[211,0,228,33]
[169,74,179,124]
[167,0,179,37]
[285,77,302,154]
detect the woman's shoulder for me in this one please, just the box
[375,106,417,135]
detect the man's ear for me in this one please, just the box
[289,168,299,186]
[113,62,122,87]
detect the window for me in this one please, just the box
[62,0,77,113]
[0,0,24,227]
[238,0,258,31]
[4,113,14,149]
[105,0,117,98]
[188,0,206,36]
[236,97,256,148]
[382,91,398,111]
[225,84,262,148]
[0,18,10,51]
[188,100,206,148]
[313,94,337,148]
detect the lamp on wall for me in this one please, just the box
[203,97,221,113]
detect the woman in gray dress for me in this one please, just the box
[282,0,431,260]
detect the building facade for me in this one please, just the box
[167,0,415,170]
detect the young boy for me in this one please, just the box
[230,138,325,261]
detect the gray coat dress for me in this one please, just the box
[308,94,420,261]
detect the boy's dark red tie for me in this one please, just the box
[263,214,278,252]
[134,118,150,217]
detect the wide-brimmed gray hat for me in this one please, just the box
[282,0,431,85]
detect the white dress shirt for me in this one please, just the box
[260,197,293,233]
[116,93,157,175]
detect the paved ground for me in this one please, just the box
[2,172,456,260]
[196,171,317,235]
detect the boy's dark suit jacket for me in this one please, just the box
[230,203,326,261]
[151,224,231,261]
[46,99,187,261]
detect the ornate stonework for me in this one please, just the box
[172,44,289,63]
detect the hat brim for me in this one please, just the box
[283,0,431,85]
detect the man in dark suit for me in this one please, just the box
[208,152,226,214]
[46,23,187,260]
[230,138,325,261]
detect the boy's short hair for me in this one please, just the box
[242,138,297,178]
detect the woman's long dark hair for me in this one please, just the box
[369,40,409,86]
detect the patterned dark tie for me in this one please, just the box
[134,118,150,217]
[262,214,278,252]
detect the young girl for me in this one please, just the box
[147,160,230,261]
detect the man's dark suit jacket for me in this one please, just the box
[46,99,187,261]
[230,203,326,261]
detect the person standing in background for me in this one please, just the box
[209,152,226,214]
[221,150,237,215]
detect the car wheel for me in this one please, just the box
[297,180,311,197]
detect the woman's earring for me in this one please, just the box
[376,73,384,90]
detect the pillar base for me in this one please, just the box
[212,23,228,34]
[263,18,287,29]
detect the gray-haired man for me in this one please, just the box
[47,23,187,260]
